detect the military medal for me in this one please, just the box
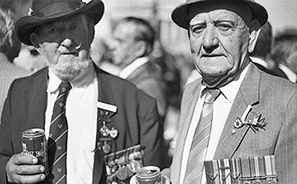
[102,141,111,154]
[95,102,118,154]
[109,128,118,138]
[100,121,110,136]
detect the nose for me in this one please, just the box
[202,25,219,51]
[61,38,73,47]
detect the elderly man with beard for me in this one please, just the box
[0,0,164,184]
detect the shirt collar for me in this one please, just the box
[47,67,96,95]
[118,57,150,79]
[200,63,250,103]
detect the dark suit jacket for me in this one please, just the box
[164,62,297,184]
[126,61,168,119]
[0,66,164,184]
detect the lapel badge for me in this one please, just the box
[109,127,118,138]
[233,105,267,133]
[246,111,268,132]
[100,121,110,137]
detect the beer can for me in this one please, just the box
[136,166,162,184]
[22,128,48,175]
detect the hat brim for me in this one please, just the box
[172,0,268,29]
[15,0,104,45]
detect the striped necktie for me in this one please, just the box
[47,82,71,184]
[184,88,221,184]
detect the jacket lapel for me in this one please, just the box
[171,80,202,183]
[214,63,260,159]
[92,67,116,184]
[25,68,48,129]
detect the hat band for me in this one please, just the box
[32,2,84,18]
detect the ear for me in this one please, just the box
[248,20,261,53]
[88,24,95,45]
[30,33,40,48]
[135,41,147,57]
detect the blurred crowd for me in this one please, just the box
[1,0,297,166]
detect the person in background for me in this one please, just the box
[0,0,164,184]
[90,37,121,75]
[111,17,170,168]
[0,7,30,122]
[270,27,297,82]
[250,21,288,79]
[162,0,297,184]
[111,16,168,124]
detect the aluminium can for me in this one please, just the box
[22,128,48,175]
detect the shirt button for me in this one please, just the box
[57,146,62,150]
[57,168,62,172]
[59,102,64,107]
[58,124,63,128]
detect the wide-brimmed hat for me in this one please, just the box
[172,0,268,29]
[15,0,104,45]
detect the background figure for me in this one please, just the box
[162,0,297,184]
[90,37,121,75]
[111,16,169,123]
[270,28,297,82]
[250,21,288,79]
[0,7,30,122]
[111,17,170,168]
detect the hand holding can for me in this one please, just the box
[22,128,49,176]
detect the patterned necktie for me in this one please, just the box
[184,88,221,184]
[48,82,71,184]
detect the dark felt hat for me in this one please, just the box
[15,0,104,45]
[171,0,268,29]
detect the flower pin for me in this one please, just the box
[233,105,267,133]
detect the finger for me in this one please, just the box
[12,153,38,165]
[15,164,45,175]
[9,173,46,184]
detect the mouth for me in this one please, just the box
[202,54,224,57]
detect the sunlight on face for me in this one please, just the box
[189,8,251,88]
[33,14,93,81]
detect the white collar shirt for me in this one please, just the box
[278,63,297,83]
[45,68,98,184]
[118,57,149,79]
[179,63,250,184]
[250,56,269,68]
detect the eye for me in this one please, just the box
[190,24,206,37]
[216,23,233,32]
[47,27,59,34]
[71,25,81,31]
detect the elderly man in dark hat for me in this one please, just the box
[0,0,165,184]
[161,0,297,184]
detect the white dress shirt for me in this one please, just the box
[179,63,250,184]
[278,63,297,83]
[118,57,149,79]
[45,69,98,184]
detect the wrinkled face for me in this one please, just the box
[189,7,252,88]
[111,22,139,68]
[31,14,94,82]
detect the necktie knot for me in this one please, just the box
[59,82,72,95]
[204,88,221,103]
